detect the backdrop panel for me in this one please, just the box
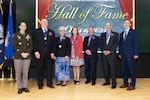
[36,0,134,37]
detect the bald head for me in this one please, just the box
[41,18,48,28]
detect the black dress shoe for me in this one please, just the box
[22,88,30,92]
[85,80,91,84]
[111,85,116,89]
[74,80,77,84]
[62,84,66,86]
[102,82,110,86]
[18,89,23,94]
[38,86,43,89]
[91,81,96,85]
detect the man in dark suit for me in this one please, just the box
[100,22,118,89]
[83,26,100,85]
[119,19,139,91]
[33,19,55,89]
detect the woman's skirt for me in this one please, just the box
[70,58,84,66]
[55,57,70,81]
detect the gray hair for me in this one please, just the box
[88,26,94,30]
[58,26,66,32]
[105,22,112,26]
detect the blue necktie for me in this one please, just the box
[43,29,47,36]
[60,37,63,43]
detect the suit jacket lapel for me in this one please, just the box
[108,32,114,45]
[127,29,131,38]
[40,28,45,37]
[103,33,107,45]
[124,28,131,42]
[89,35,95,45]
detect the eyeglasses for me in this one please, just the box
[59,30,65,32]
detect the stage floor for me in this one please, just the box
[0,78,150,100]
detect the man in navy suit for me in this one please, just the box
[83,26,100,85]
[119,19,140,91]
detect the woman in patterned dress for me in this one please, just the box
[70,27,84,85]
[54,26,71,86]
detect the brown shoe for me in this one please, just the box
[120,84,129,88]
[127,86,135,91]
[47,85,55,89]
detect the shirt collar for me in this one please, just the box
[42,27,48,32]
[106,31,111,34]
[89,33,94,37]
[124,28,130,32]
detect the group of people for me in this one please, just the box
[12,18,139,94]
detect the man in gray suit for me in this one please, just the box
[100,22,118,89]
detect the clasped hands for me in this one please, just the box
[85,49,92,55]
[21,52,29,58]
[103,50,111,56]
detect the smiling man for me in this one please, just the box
[119,19,140,91]
[100,22,118,89]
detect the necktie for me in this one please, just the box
[88,35,92,46]
[44,29,47,36]
[123,31,127,42]
[106,32,110,44]
[60,37,63,43]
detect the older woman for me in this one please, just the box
[70,26,84,85]
[12,22,33,94]
[54,26,71,86]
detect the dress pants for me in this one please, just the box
[85,57,97,82]
[102,54,116,85]
[14,59,31,89]
[36,53,54,87]
[122,56,136,87]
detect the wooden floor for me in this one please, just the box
[0,78,150,100]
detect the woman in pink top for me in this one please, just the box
[70,27,84,84]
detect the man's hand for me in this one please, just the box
[35,52,40,59]
[65,56,69,60]
[75,56,79,60]
[118,55,121,59]
[103,50,111,56]
[51,53,55,59]
[134,55,139,59]
[85,49,92,55]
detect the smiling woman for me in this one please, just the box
[12,21,33,94]
[14,0,150,80]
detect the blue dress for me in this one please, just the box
[55,57,70,81]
